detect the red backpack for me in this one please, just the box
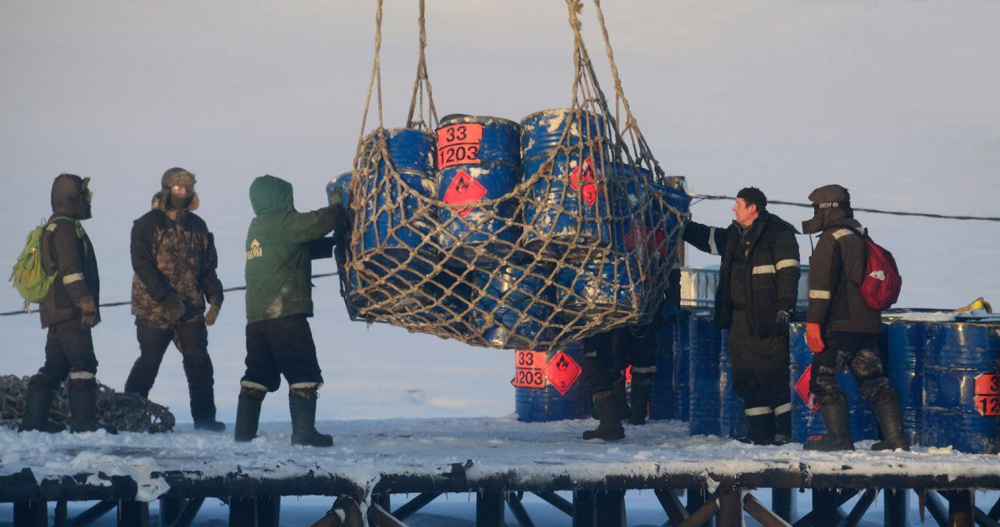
[845,226,902,310]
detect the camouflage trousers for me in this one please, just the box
[810,331,894,406]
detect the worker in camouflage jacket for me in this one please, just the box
[20,174,104,434]
[801,184,908,452]
[683,187,800,445]
[235,174,345,447]
[124,168,226,432]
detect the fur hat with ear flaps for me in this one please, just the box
[153,167,199,211]
[802,184,852,235]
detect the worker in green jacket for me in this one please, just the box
[235,175,346,447]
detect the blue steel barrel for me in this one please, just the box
[327,171,353,206]
[435,115,522,266]
[886,321,926,448]
[610,163,649,255]
[555,259,640,314]
[689,312,721,436]
[515,343,590,422]
[327,171,369,308]
[649,314,676,420]
[719,330,747,440]
[672,309,692,422]
[471,264,555,349]
[520,109,612,259]
[358,128,438,286]
[789,322,877,443]
[921,322,1000,454]
[647,183,691,264]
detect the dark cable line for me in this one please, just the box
[693,195,1000,223]
[1,272,340,317]
[6,193,996,318]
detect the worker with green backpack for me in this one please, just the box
[17,174,103,433]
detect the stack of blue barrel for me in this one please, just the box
[333,108,691,351]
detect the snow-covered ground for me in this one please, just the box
[4,416,1000,525]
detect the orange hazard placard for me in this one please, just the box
[442,171,487,218]
[975,396,1000,417]
[568,157,599,206]
[511,350,548,389]
[974,373,1000,395]
[437,123,484,169]
[544,350,582,395]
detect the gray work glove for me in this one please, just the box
[162,294,187,323]
[775,310,791,334]
[205,304,221,326]
[78,296,99,329]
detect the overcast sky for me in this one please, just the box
[1,1,998,418]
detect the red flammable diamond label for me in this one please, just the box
[795,365,819,412]
[568,157,599,206]
[544,350,582,395]
[442,170,487,218]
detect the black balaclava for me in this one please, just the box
[159,167,198,211]
[51,174,92,220]
[802,184,852,235]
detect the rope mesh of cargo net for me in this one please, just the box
[338,0,690,351]
[0,375,175,433]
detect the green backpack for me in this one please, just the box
[9,216,82,309]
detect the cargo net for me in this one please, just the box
[336,0,690,351]
[0,375,175,433]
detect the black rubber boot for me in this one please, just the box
[628,376,653,426]
[775,409,792,445]
[590,377,630,420]
[742,412,777,445]
[67,378,99,433]
[583,391,625,441]
[19,374,65,433]
[234,386,266,443]
[289,387,333,447]
[871,396,910,451]
[191,385,225,432]
[804,403,855,451]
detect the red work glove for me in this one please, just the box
[806,322,825,353]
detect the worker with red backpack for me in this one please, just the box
[801,184,908,452]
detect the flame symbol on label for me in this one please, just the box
[556,355,569,371]
[456,176,469,193]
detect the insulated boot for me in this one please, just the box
[67,377,99,433]
[234,385,266,442]
[289,387,334,447]
[583,391,625,441]
[590,377,630,420]
[774,408,792,445]
[191,385,225,432]
[804,403,855,451]
[19,374,65,433]
[742,412,777,445]
[628,376,653,426]
[193,419,226,432]
[871,396,910,451]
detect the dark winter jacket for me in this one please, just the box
[683,211,800,336]
[804,215,881,334]
[40,174,100,328]
[130,192,223,328]
[245,175,338,324]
